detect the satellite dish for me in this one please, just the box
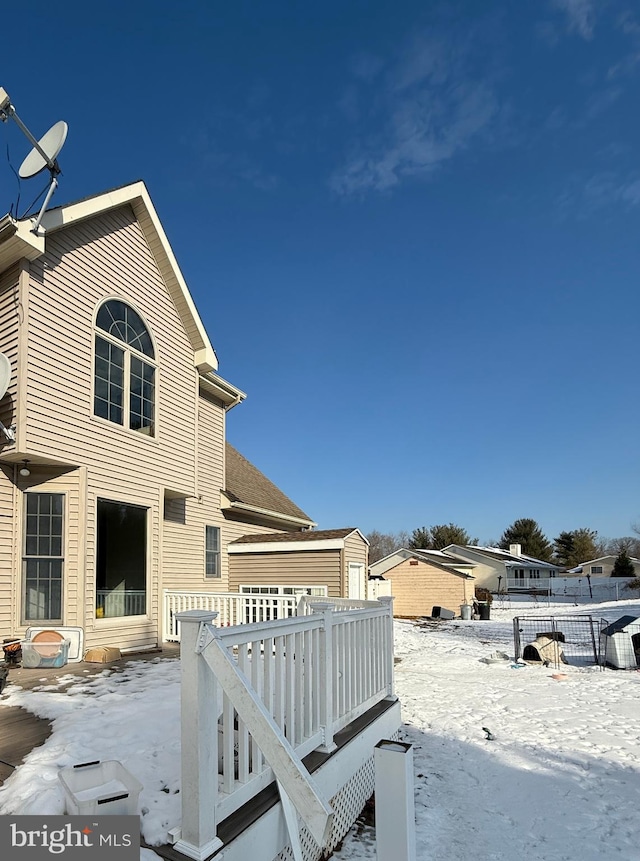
[0,88,69,235]
[19,120,68,179]
[0,352,10,401]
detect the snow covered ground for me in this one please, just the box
[1,597,639,861]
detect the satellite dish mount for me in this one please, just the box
[0,87,68,236]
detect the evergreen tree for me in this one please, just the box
[499,518,552,561]
[409,524,476,550]
[553,528,598,568]
[429,523,477,550]
[611,548,635,577]
[409,527,431,549]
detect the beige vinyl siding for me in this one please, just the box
[161,390,226,590]
[161,392,288,596]
[0,264,19,436]
[19,206,201,650]
[0,466,15,638]
[25,206,197,494]
[229,550,341,597]
[382,558,472,618]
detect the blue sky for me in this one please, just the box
[1,0,639,544]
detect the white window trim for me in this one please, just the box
[91,298,159,440]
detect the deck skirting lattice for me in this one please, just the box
[273,729,399,861]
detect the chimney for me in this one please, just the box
[509,543,522,557]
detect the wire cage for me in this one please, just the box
[513,616,607,669]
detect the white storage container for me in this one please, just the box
[25,626,84,662]
[58,760,143,815]
[21,638,71,668]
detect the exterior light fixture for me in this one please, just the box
[19,460,30,477]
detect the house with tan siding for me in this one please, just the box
[566,555,640,579]
[369,548,475,618]
[0,181,355,654]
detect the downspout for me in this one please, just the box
[10,463,18,634]
[193,368,199,500]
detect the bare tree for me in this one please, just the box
[366,530,410,563]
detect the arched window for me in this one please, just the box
[94,300,156,435]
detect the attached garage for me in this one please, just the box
[228,528,369,600]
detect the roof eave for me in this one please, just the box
[200,372,247,410]
[221,498,316,529]
[0,214,45,271]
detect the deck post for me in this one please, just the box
[173,610,223,861]
[377,596,396,698]
[311,602,337,753]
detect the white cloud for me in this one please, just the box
[557,171,640,216]
[331,34,499,196]
[618,178,640,206]
[551,0,597,40]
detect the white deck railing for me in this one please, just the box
[163,590,300,640]
[96,589,146,617]
[172,597,395,861]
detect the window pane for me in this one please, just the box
[95,336,110,359]
[95,398,109,419]
[96,300,154,358]
[95,377,108,400]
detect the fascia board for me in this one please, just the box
[229,538,344,553]
[224,501,316,529]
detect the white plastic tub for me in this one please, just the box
[58,760,142,815]
[21,638,70,669]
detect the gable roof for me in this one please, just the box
[369,548,475,580]
[445,544,558,570]
[567,555,640,573]
[224,443,316,528]
[1,181,227,381]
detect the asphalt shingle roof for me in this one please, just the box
[225,443,314,523]
[230,528,358,545]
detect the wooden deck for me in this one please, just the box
[0,644,180,786]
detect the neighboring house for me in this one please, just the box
[369,548,475,617]
[229,527,369,599]
[444,543,559,592]
[566,555,640,579]
[0,181,335,653]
